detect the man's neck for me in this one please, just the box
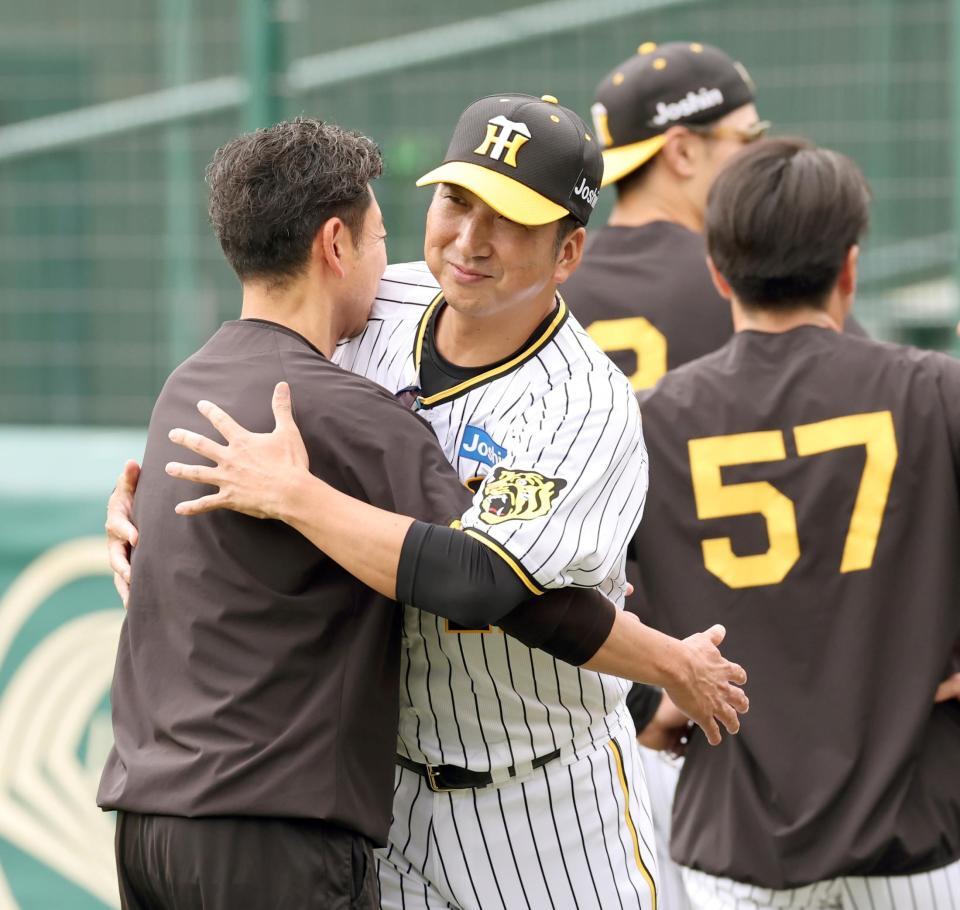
[732,301,842,334]
[608,183,703,233]
[433,289,558,368]
[240,279,338,358]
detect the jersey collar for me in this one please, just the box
[412,292,569,409]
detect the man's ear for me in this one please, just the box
[315,217,349,279]
[831,244,859,325]
[837,244,859,300]
[659,126,699,180]
[706,255,733,300]
[554,226,586,284]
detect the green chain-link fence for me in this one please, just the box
[2,0,958,427]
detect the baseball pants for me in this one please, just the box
[376,723,659,910]
[114,811,379,910]
[682,859,960,910]
[637,745,690,910]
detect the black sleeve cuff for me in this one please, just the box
[498,587,616,666]
[396,519,428,607]
[397,522,617,667]
[396,520,529,625]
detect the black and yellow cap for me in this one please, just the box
[416,93,604,226]
[591,41,757,186]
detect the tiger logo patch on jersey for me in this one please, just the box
[478,467,567,525]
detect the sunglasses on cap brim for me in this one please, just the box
[682,119,772,143]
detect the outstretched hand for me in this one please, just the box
[165,382,309,520]
[664,624,748,747]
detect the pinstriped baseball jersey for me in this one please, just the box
[335,262,648,772]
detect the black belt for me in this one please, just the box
[396,749,562,792]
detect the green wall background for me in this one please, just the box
[1,0,958,427]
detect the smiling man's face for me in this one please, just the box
[423,184,565,320]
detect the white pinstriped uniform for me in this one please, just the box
[336,262,657,910]
[681,860,960,910]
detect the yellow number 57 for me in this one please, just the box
[688,412,898,589]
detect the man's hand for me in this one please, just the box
[106,460,141,608]
[935,672,960,704]
[637,692,692,757]
[581,613,746,746]
[663,624,748,747]
[165,382,310,520]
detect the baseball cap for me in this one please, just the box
[416,93,603,226]
[592,41,757,186]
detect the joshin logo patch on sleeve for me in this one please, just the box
[459,425,508,468]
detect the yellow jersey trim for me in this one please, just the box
[413,290,445,377]
[447,518,516,625]
[412,295,569,409]
[608,738,658,908]
[462,528,543,596]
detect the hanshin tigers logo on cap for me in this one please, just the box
[417,93,604,226]
[473,115,532,168]
[479,467,567,525]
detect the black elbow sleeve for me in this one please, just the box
[499,587,615,666]
[396,521,530,625]
[397,524,617,665]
